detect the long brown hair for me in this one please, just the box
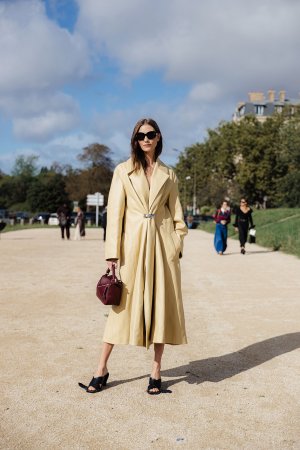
[130,118,163,171]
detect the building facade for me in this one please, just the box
[233,90,300,122]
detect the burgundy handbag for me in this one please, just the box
[96,265,123,306]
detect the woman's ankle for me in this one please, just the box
[95,367,108,377]
[151,364,161,379]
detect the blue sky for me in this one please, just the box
[1,0,300,174]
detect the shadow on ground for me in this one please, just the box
[84,333,300,393]
[162,332,300,388]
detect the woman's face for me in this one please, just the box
[136,124,160,157]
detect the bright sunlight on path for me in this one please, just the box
[1,228,299,449]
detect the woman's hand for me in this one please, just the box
[107,259,118,270]
[234,227,238,232]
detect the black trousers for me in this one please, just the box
[238,223,248,247]
[60,225,70,240]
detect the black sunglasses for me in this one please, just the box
[135,131,157,141]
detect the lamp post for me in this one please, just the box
[171,148,197,213]
[192,166,197,215]
[185,175,191,213]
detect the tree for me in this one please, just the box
[78,144,113,170]
[175,114,300,209]
[27,172,70,212]
[11,155,39,178]
[65,143,114,206]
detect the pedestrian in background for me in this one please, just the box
[102,207,107,241]
[186,215,197,229]
[74,207,85,240]
[57,203,71,240]
[80,118,188,396]
[233,197,255,254]
[213,200,231,255]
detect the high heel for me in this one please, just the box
[147,377,162,395]
[79,372,109,393]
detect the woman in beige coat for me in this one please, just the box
[81,118,188,395]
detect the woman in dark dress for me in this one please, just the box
[233,198,254,254]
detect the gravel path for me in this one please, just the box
[1,227,299,450]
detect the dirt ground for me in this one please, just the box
[0,227,299,450]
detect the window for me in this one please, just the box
[255,105,264,116]
[239,106,245,116]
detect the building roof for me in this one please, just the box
[233,91,300,121]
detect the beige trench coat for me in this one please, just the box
[103,158,188,348]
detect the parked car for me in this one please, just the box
[48,213,59,226]
[70,212,77,225]
[84,212,102,225]
[32,212,50,224]
[15,211,30,223]
[0,210,10,225]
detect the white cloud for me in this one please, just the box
[39,131,104,167]
[0,0,90,93]
[188,83,220,102]
[0,91,80,139]
[89,92,232,168]
[0,0,91,141]
[13,110,79,141]
[2,0,300,173]
[76,0,300,95]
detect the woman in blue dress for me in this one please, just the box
[213,200,231,255]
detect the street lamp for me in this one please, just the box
[192,167,197,215]
[185,173,197,215]
[185,176,191,213]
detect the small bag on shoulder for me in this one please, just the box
[96,265,123,306]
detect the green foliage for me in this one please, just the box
[78,143,113,170]
[11,155,39,177]
[65,144,114,205]
[27,172,70,212]
[175,114,300,210]
[0,143,114,212]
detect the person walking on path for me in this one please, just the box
[79,118,188,395]
[57,204,71,240]
[233,197,255,254]
[213,200,231,255]
[101,207,107,241]
[73,207,85,240]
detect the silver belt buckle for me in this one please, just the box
[144,213,155,219]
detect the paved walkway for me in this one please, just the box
[1,228,299,450]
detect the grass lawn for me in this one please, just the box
[198,208,300,258]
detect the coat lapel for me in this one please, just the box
[126,158,170,212]
[149,159,169,210]
[127,160,149,211]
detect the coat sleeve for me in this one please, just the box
[168,171,188,256]
[105,166,126,260]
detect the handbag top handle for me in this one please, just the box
[106,264,117,281]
